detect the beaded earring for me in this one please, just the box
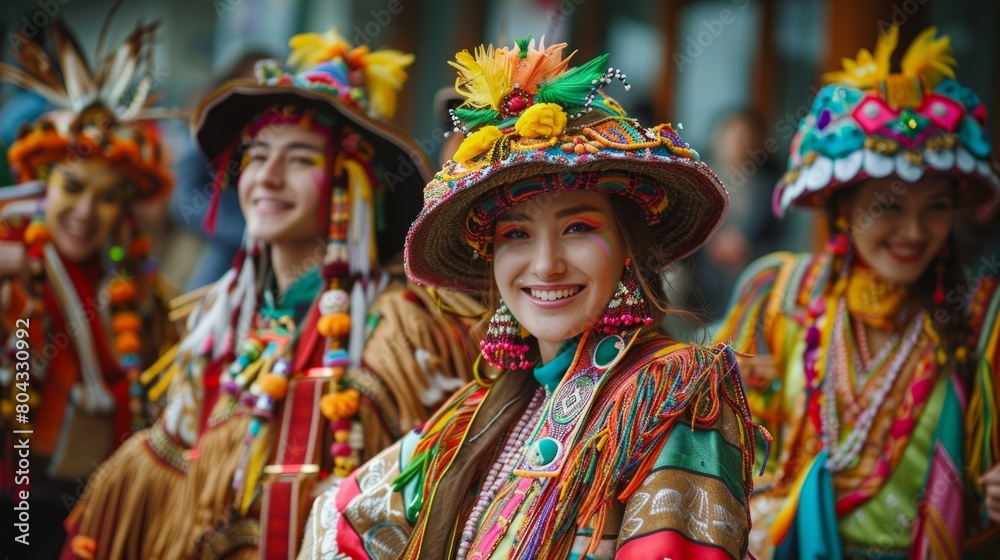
[480,299,531,371]
[827,214,851,256]
[598,258,653,333]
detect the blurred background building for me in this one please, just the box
[2,0,997,314]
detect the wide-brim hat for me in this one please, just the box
[774,25,999,216]
[191,32,434,259]
[404,38,728,294]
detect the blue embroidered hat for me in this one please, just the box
[774,25,999,216]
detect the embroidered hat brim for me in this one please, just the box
[404,116,728,294]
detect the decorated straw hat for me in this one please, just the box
[404,37,729,293]
[774,25,999,216]
[1,20,173,202]
[191,29,433,259]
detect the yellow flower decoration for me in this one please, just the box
[453,125,502,163]
[515,103,567,139]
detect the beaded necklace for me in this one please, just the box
[847,319,899,396]
[3,212,153,430]
[455,387,545,560]
[821,298,925,472]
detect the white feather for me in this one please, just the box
[349,280,366,366]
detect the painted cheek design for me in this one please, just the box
[309,168,325,189]
[586,233,613,263]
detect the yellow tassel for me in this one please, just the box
[147,363,179,403]
[140,343,179,386]
[240,425,271,516]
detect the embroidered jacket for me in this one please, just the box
[300,328,759,560]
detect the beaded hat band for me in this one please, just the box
[465,170,668,260]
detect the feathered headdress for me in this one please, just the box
[0,11,173,200]
[448,35,630,136]
[283,28,414,120]
[405,37,729,294]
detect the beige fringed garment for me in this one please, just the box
[67,281,482,559]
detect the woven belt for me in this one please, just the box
[259,371,330,558]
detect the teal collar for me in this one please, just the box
[532,331,624,392]
[261,265,322,322]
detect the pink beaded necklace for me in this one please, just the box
[456,387,546,560]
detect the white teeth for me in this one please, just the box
[529,287,581,301]
[888,246,920,257]
[256,200,290,210]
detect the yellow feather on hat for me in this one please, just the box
[448,44,512,111]
[287,29,349,70]
[286,29,414,119]
[821,25,957,91]
[361,49,414,119]
[900,26,956,88]
[822,25,897,88]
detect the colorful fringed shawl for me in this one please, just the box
[300,327,761,560]
[714,251,1000,559]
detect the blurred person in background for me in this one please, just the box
[0,18,179,559]
[715,26,1000,558]
[688,109,783,323]
[169,50,270,290]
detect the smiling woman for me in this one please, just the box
[714,26,1000,559]
[236,124,327,290]
[299,38,763,560]
[0,15,178,559]
[492,191,629,363]
[44,160,131,263]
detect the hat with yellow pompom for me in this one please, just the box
[404,37,730,293]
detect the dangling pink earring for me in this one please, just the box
[480,300,531,371]
[599,258,653,333]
